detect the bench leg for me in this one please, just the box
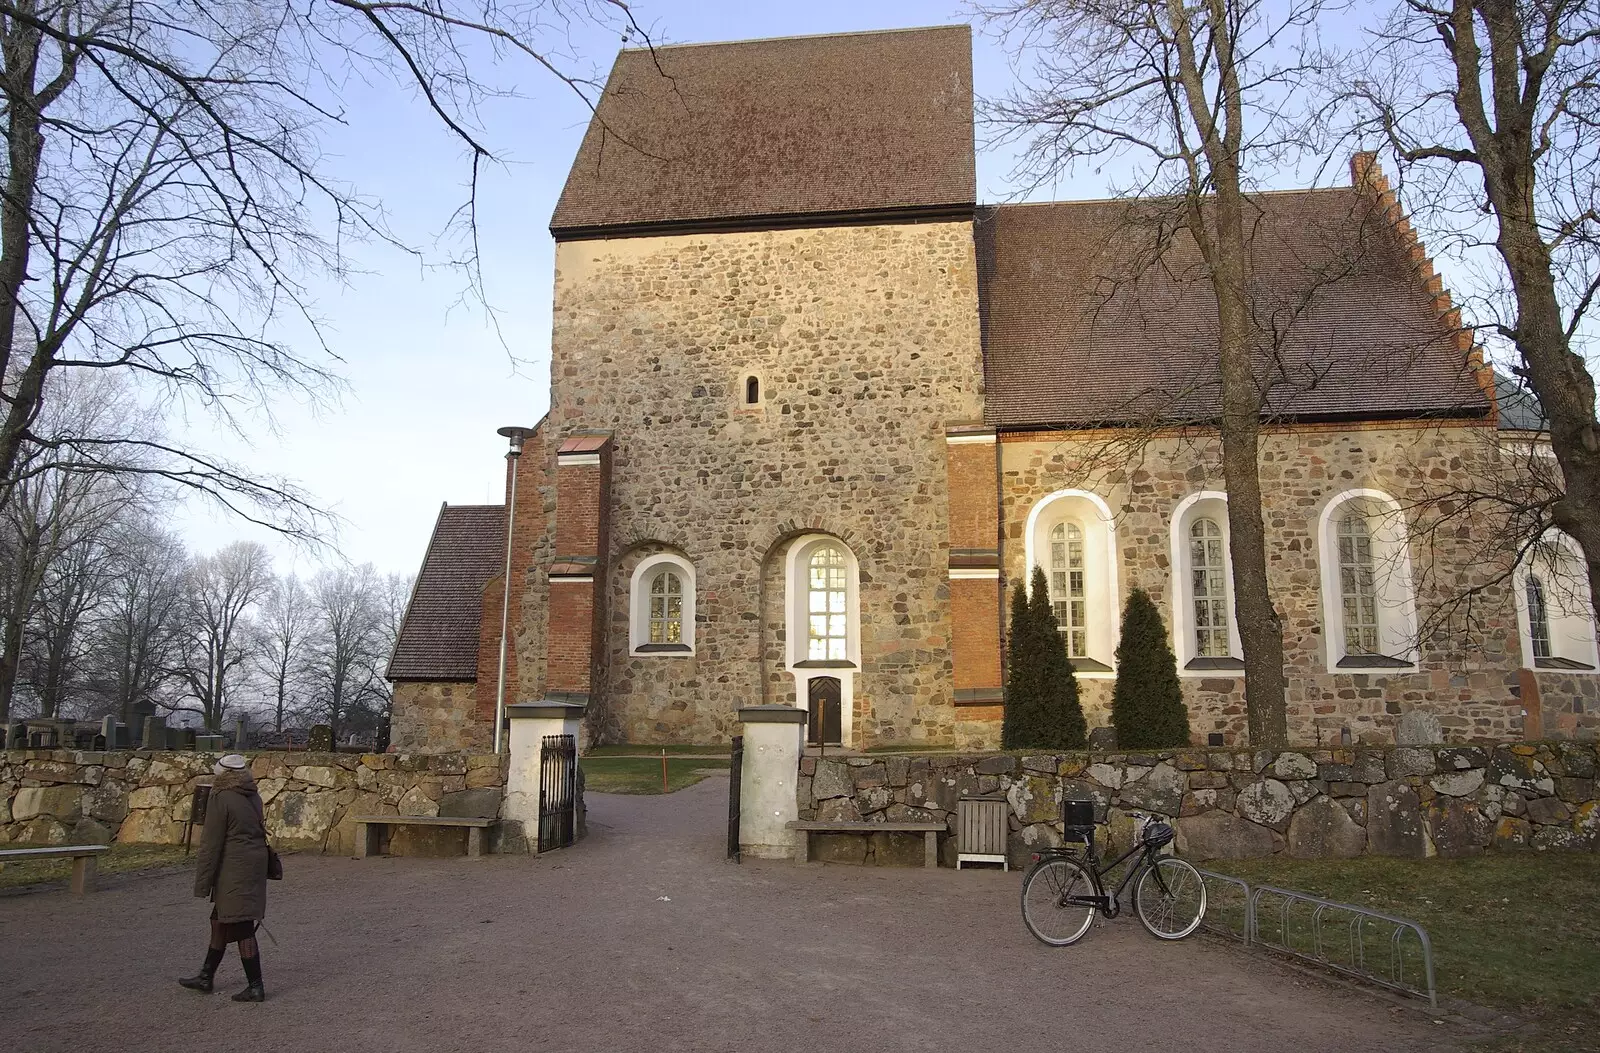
[354,822,373,859]
[794,830,810,865]
[924,831,939,869]
[70,855,96,895]
[467,826,485,858]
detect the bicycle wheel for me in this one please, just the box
[1020,857,1097,946]
[1134,856,1207,940]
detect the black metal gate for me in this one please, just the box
[726,735,743,863]
[538,734,577,852]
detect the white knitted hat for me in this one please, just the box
[213,753,249,775]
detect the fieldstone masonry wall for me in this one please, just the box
[797,744,1600,867]
[0,750,518,855]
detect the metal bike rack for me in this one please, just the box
[1247,884,1437,1008]
[1196,870,1253,945]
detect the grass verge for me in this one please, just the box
[1212,853,1600,1052]
[584,744,729,758]
[0,843,189,891]
[581,756,730,794]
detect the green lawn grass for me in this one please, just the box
[0,843,189,891]
[581,756,730,794]
[584,744,729,757]
[1213,854,1600,1052]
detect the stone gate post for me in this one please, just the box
[503,700,586,852]
[738,704,807,859]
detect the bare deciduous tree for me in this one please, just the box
[304,563,388,744]
[257,572,311,734]
[171,541,273,730]
[0,0,654,537]
[980,0,1340,745]
[1357,1,1600,617]
[87,517,186,726]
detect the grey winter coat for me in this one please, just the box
[193,767,269,923]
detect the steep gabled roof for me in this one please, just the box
[387,504,506,682]
[550,26,976,238]
[1494,371,1547,432]
[976,188,1492,428]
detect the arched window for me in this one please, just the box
[1316,490,1417,671]
[1170,492,1240,672]
[1049,522,1088,657]
[629,553,695,655]
[1025,490,1117,674]
[745,375,761,405]
[1527,575,1552,660]
[648,569,684,645]
[1191,518,1229,657]
[1337,514,1380,655]
[807,544,848,661]
[1515,532,1597,670]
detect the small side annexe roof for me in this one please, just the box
[387,504,506,682]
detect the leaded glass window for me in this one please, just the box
[1527,574,1552,660]
[807,545,848,661]
[1338,513,1380,654]
[648,570,683,645]
[1049,522,1088,657]
[1191,517,1229,656]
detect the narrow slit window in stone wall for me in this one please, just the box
[744,375,760,405]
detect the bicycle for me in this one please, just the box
[1019,800,1207,946]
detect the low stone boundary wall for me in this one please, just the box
[797,743,1599,866]
[0,749,516,855]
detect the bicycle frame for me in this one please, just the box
[1038,835,1162,919]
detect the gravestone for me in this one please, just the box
[173,727,196,751]
[308,724,334,752]
[233,714,250,750]
[100,715,117,746]
[195,734,224,752]
[1395,710,1443,746]
[92,734,107,750]
[3,722,21,749]
[112,723,130,749]
[142,715,168,750]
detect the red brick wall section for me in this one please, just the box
[547,580,596,693]
[544,434,613,699]
[945,434,1003,707]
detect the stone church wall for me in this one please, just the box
[390,681,491,753]
[991,422,1569,748]
[546,220,986,746]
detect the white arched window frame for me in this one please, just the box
[785,535,862,745]
[629,553,696,656]
[1024,490,1118,676]
[1513,531,1598,671]
[1170,492,1243,673]
[1316,489,1419,672]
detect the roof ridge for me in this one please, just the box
[386,502,450,680]
[621,23,968,54]
[984,185,1354,211]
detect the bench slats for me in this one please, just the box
[787,821,943,832]
[0,845,109,859]
[349,816,494,827]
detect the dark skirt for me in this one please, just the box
[210,908,257,943]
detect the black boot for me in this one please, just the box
[232,951,264,1002]
[178,947,225,993]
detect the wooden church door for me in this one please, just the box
[807,677,842,747]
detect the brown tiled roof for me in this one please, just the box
[977,189,1492,428]
[387,504,506,681]
[550,26,976,237]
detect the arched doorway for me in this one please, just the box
[807,677,842,747]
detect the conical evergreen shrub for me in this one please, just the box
[1003,567,1086,750]
[1110,588,1191,749]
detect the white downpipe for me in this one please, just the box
[493,442,523,754]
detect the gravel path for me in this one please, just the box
[0,777,1469,1053]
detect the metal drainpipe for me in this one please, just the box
[493,432,525,754]
[994,430,1006,708]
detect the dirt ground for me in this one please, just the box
[0,777,1475,1053]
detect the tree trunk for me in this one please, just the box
[1208,172,1290,748]
[0,15,48,488]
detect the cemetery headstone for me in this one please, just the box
[309,724,334,752]
[92,734,107,750]
[3,722,21,749]
[195,734,224,751]
[142,715,168,750]
[233,714,250,750]
[101,715,117,744]
[175,727,197,751]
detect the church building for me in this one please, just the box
[386,25,1599,752]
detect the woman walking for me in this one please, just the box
[179,753,269,1002]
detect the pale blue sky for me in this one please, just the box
[166,1,1392,578]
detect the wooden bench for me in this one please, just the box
[0,845,109,894]
[350,816,495,859]
[786,820,945,868]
